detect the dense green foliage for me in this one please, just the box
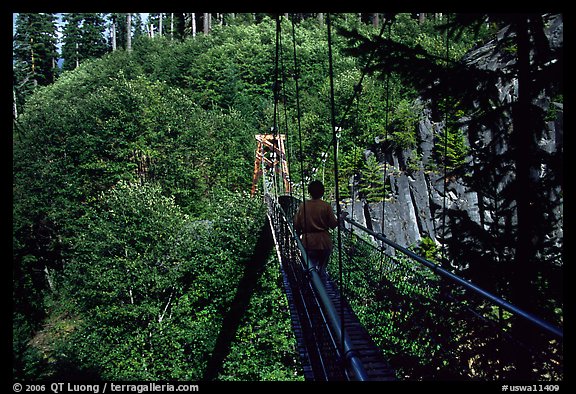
[18,184,301,380]
[13,16,307,380]
[216,252,303,381]
[333,12,562,320]
[12,13,492,380]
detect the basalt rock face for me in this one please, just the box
[342,14,563,271]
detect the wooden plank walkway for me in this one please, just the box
[280,262,396,381]
[321,274,396,381]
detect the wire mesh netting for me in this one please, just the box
[328,227,563,380]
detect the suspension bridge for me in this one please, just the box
[249,14,563,381]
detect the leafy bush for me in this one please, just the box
[30,183,290,380]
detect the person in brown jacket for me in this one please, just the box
[293,180,339,274]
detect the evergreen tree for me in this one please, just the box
[13,13,59,108]
[171,13,186,40]
[434,125,469,171]
[340,14,563,363]
[126,13,132,51]
[61,13,83,70]
[12,14,562,381]
[61,14,108,71]
[132,13,145,40]
[107,13,117,50]
[78,14,108,60]
[359,154,389,202]
[148,13,168,37]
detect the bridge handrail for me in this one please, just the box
[266,194,370,381]
[343,216,564,340]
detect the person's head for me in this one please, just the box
[308,180,325,200]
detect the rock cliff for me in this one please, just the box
[342,14,563,274]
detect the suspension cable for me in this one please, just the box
[279,15,293,198]
[343,215,563,339]
[326,13,346,373]
[271,15,282,199]
[441,14,450,266]
[380,22,393,236]
[377,20,393,279]
[290,13,310,263]
[347,82,362,293]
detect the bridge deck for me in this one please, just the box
[280,262,396,381]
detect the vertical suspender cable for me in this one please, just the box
[378,20,393,279]
[441,14,451,266]
[326,13,345,374]
[278,16,293,198]
[272,15,282,199]
[380,21,392,236]
[290,14,309,254]
[349,86,361,283]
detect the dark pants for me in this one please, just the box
[307,249,332,273]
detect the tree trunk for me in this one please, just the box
[203,13,210,34]
[419,13,426,24]
[111,15,117,50]
[75,42,79,68]
[29,36,37,87]
[126,13,132,51]
[13,88,18,119]
[372,13,379,28]
[170,13,174,39]
[192,13,196,37]
[509,14,539,379]
[44,266,54,292]
[159,13,163,35]
[512,16,536,312]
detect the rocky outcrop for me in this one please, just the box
[342,14,563,270]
